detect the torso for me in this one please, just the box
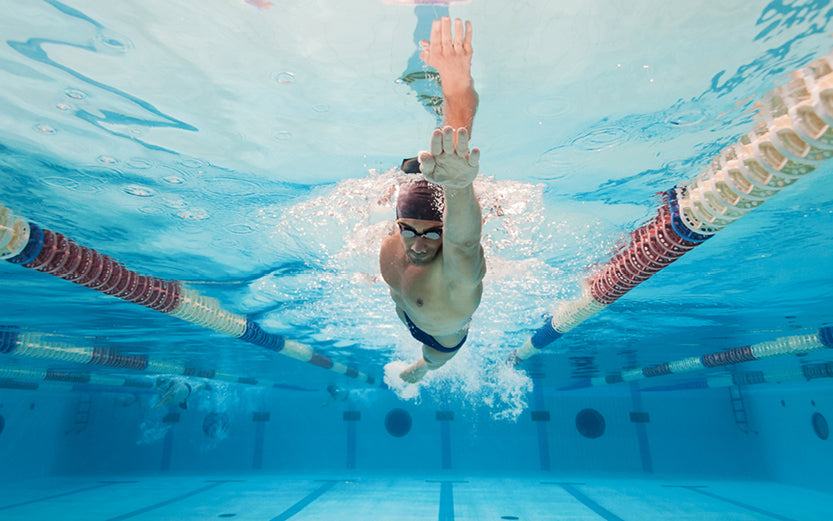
[380,233,482,339]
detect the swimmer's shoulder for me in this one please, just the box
[379,233,404,286]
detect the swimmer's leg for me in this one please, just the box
[400,344,458,383]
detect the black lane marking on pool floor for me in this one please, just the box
[438,482,454,521]
[0,481,134,511]
[542,482,625,521]
[425,480,468,521]
[269,480,340,521]
[105,480,232,521]
[679,485,799,521]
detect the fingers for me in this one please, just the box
[418,150,435,176]
[440,16,452,49]
[442,126,455,154]
[464,21,473,54]
[427,126,478,165]
[456,127,470,157]
[429,18,442,55]
[453,19,464,52]
[429,17,472,56]
[429,128,444,157]
[468,147,480,169]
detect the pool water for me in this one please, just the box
[1,0,832,519]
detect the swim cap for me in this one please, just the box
[396,178,444,222]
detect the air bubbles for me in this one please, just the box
[527,96,570,118]
[179,158,206,169]
[56,103,73,112]
[97,155,118,165]
[312,103,330,113]
[122,185,156,198]
[64,88,87,100]
[202,412,230,438]
[535,145,578,178]
[161,176,185,185]
[158,166,191,183]
[42,177,79,189]
[274,71,296,84]
[93,30,134,55]
[33,123,57,135]
[40,176,99,193]
[127,158,153,169]
[570,125,629,151]
[226,223,256,235]
[85,167,125,183]
[178,208,209,220]
[161,196,188,209]
[137,205,164,216]
[274,130,293,141]
[665,110,706,127]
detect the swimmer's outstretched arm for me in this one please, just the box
[420,126,484,286]
[420,16,479,135]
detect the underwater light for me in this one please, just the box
[385,408,413,437]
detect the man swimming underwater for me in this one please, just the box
[379,17,484,383]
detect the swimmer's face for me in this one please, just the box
[397,218,443,266]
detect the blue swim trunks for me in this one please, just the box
[402,311,467,353]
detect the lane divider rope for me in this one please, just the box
[509,52,833,364]
[1,212,377,385]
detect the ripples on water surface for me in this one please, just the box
[1,0,832,416]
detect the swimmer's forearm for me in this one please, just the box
[443,184,482,247]
[443,84,479,136]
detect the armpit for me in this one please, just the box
[443,243,485,287]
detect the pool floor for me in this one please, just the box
[0,474,830,520]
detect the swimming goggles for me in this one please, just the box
[397,221,442,240]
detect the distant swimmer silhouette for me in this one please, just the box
[321,383,351,407]
[153,376,208,410]
[380,17,484,384]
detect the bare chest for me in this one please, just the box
[399,262,447,312]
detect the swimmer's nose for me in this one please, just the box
[414,236,433,249]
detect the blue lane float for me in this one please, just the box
[643,361,833,392]
[509,51,833,364]
[0,326,318,393]
[0,206,376,385]
[0,363,155,391]
[559,326,833,390]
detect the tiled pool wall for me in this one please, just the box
[3,380,829,491]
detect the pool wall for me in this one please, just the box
[743,380,833,493]
[0,381,786,483]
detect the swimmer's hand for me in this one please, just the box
[419,17,474,98]
[419,126,480,190]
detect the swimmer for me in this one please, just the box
[321,383,351,407]
[380,17,484,384]
[153,376,207,410]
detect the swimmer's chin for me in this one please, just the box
[407,252,436,266]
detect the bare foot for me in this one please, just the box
[400,358,429,383]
